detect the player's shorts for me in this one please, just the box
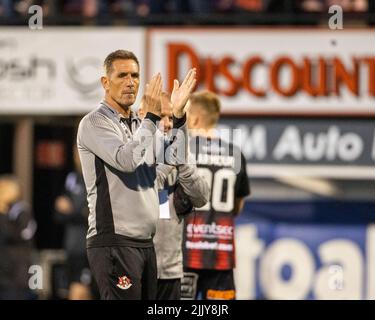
[87,246,157,300]
[183,268,235,300]
[156,278,181,300]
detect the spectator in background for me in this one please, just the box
[0,0,13,17]
[134,0,186,17]
[82,0,98,18]
[299,0,368,12]
[187,0,215,14]
[184,0,235,14]
[234,0,263,12]
[264,0,294,12]
[299,0,325,11]
[95,0,133,17]
[134,0,231,16]
[0,175,37,300]
[328,0,368,12]
[13,0,51,16]
[54,145,94,300]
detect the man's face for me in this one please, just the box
[159,115,173,134]
[158,92,173,134]
[104,59,140,109]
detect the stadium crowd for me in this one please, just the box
[0,0,372,24]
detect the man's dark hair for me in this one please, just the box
[103,50,139,75]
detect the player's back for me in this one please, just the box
[183,135,249,270]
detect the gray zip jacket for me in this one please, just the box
[77,101,175,248]
[153,128,210,279]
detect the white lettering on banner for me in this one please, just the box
[273,127,303,160]
[338,133,364,161]
[259,239,315,300]
[314,240,362,299]
[273,126,363,162]
[217,124,266,160]
[235,223,375,299]
[234,225,265,300]
[238,125,267,160]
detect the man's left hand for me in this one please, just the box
[171,68,197,119]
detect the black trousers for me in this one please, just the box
[87,246,157,300]
[156,278,181,300]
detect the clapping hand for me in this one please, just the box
[171,68,197,119]
[143,73,162,117]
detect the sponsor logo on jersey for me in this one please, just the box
[185,240,233,251]
[186,222,233,237]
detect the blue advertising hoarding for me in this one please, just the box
[234,201,375,300]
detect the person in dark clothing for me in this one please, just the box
[0,175,37,300]
[182,91,250,300]
[139,93,210,300]
[54,145,94,300]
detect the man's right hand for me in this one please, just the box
[143,73,162,117]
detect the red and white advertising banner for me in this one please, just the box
[148,28,375,116]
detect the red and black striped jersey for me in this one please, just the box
[183,136,250,270]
